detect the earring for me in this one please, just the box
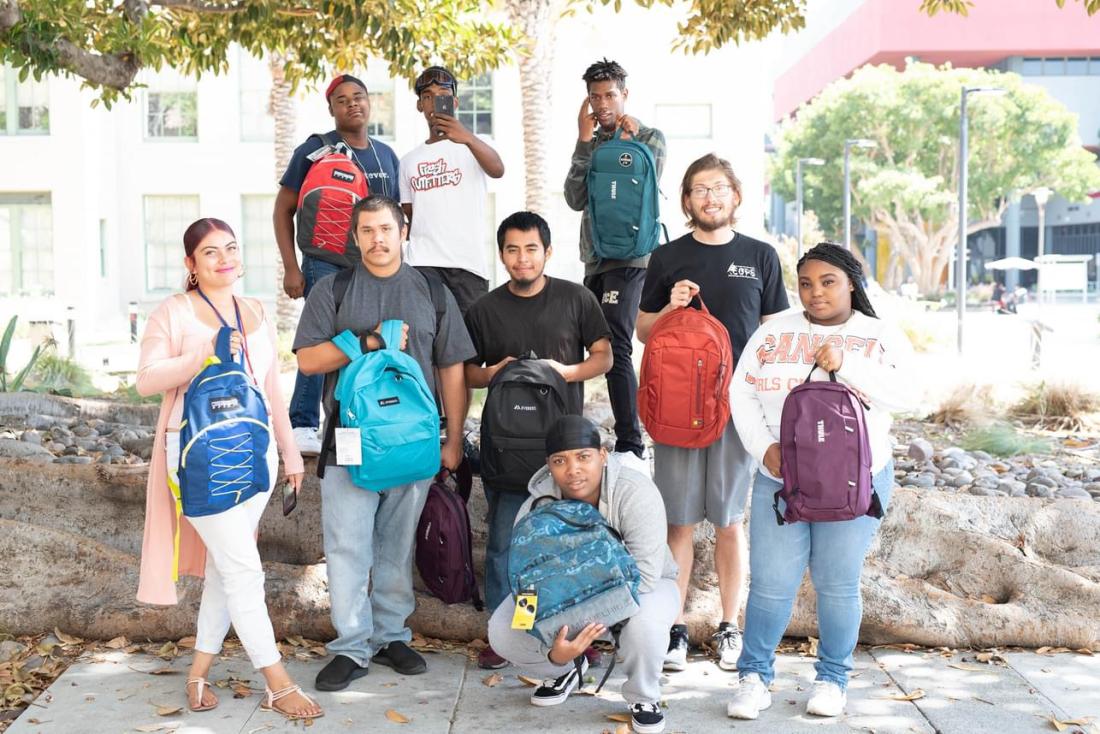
[238,267,246,280]
[187,271,198,287]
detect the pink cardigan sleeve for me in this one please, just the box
[136,296,214,398]
[261,302,305,476]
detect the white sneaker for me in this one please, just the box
[293,427,321,457]
[727,673,772,720]
[662,624,689,672]
[712,622,742,671]
[806,680,846,717]
[614,450,651,477]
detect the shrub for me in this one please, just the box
[0,315,43,392]
[1011,381,1100,432]
[27,352,100,397]
[928,383,994,427]
[960,423,1052,457]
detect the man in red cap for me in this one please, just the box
[274,74,402,457]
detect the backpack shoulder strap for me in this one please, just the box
[420,269,447,333]
[332,267,354,315]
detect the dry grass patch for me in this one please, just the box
[1011,381,1100,433]
[928,383,995,428]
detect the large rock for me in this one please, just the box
[1,458,1098,650]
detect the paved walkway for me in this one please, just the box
[8,645,1098,733]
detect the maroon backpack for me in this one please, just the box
[416,470,483,609]
[776,367,883,525]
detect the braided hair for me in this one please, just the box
[582,58,627,91]
[797,243,878,319]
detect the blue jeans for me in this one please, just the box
[320,466,430,666]
[289,256,345,429]
[737,462,895,690]
[483,486,530,611]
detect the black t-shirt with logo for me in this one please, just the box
[464,276,611,413]
[639,232,789,362]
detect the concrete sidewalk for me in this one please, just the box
[8,643,1099,734]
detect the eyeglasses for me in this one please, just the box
[689,184,733,199]
[415,67,457,95]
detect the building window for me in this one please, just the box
[0,193,53,296]
[240,195,278,296]
[0,65,49,135]
[363,66,396,141]
[458,74,493,137]
[145,69,198,139]
[239,49,273,142]
[144,195,199,291]
[654,103,713,139]
[1021,56,1100,76]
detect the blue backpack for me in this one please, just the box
[586,130,666,261]
[174,326,272,517]
[508,498,641,647]
[331,320,440,491]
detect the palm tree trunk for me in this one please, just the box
[269,54,298,335]
[508,0,558,215]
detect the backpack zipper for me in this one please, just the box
[694,358,704,427]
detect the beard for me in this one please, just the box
[510,272,544,292]
[693,211,734,232]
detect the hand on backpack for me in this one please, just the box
[813,344,844,373]
[368,321,408,351]
[212,329,242,357]
[668,279,700,310]
[548,622,606,666]
[488,355,516,380]
[544,359,575,382]
[764,443,782,477]
[616,115,640,141]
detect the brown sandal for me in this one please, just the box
[260,684,324,721]
[185,676,218,712]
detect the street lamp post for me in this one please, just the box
[843,139,876,250]
[796,157,825,259]
[956,85,1005,354]
[1032,186,1052,301]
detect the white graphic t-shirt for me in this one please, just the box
[399,139,490,280]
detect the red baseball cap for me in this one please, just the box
[325,74,368,100]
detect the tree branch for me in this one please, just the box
[0,0,21,31]
[153,0,247,14]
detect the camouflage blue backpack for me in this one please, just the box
[508,498,641,646]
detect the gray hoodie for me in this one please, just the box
[519,453,678,594]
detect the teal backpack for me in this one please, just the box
[331,320,440,491]
[586,130,666,261]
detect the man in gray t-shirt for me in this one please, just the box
[294,196,474,690]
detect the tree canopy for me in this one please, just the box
[0,0,518,102]
[771,61,1100,293]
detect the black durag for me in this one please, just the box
[544,415,602,457]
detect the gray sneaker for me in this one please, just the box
[713,622,742,671]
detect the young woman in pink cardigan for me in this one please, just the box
[135,218,322,721]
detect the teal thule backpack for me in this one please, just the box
[331,320,441,491]
[586,130,666,261]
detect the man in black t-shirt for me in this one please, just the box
[636,154,789,675]
[465,211,612,670]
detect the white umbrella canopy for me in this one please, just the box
[985,256,1038,270]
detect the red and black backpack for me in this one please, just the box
[295,133,369,266]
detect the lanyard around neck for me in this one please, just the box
[195,288,256,379]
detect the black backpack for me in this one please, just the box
[480,354,571,491]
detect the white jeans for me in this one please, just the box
[488,577,680,705]
[186,445,280,670]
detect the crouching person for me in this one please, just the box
[488,416,679,734]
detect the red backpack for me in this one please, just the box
[295,133,369,264]
[638,296,733,449]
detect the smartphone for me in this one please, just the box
[432,94,455,117]
[281,481,297,517]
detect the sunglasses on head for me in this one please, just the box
[415,67,457,94]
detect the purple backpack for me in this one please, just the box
[415,470,483,609]
[776,367,883,524]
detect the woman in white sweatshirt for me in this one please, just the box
[726,243,913,721]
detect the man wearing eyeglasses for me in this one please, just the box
[563,58,666,467]
[400,66,505,317]
[635,153,789,676]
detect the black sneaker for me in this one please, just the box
[663,624,689,672]
[530,655,588,707]
[713,622,743,671]
[371,641,427,675]
[315,654,368,691]
[630,702,666,734]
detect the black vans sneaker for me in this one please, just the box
[630,702,666,733]
[530,655,589,707]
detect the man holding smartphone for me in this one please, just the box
[399,66,506,317]
[563,58,666,465]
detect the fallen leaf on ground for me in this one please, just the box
[232,683,254,699]
[176,636,195,649]
[1049,716,1093,731]
[54,628,83,646]
[482,673,503,687]
[616,724,630,734]
[606,713,632,723]
[155,704,182,716]
[879,689,925,701]
[385,709,410,724]
[156,642,178,660]
[381,682,398,688]
[105,636,130,649]
[807,637,819,657]
[285,636,305,647]
[517,675,541,687]
[1076,648,1095,656]
[948,663,989,672]
[134,724,180,732]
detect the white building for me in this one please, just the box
[0,3,773,367]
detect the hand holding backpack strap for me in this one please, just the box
[332,329,364,361]
[802,365,839,384]
[380,320,404,352]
